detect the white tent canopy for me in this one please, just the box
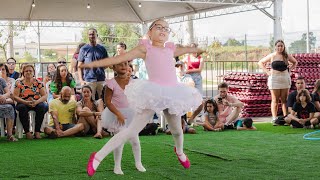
[0,0,272,23]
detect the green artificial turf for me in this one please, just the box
[1,123,320,180]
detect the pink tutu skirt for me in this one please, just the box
[124,80,202,116]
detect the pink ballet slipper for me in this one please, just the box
[87,152,99,176]
[174,147,190,169]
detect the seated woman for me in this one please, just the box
[43,63,57,103]
[13,64,48,139]
[0,63,15,92]
[50,64,76,100]
[202,99,224,131]
[76,85,107,138]
[17,63,28,80]
[0,77,17,141]
[0,63,17,131]
[43,63,56,87]
[285,89,318,128]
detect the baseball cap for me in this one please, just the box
[175,61,184,67]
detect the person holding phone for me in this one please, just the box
[214,82,243,128]
[189,82,243,128]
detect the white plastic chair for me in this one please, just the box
[159,111,166,130]
[16,111,49,139]
[0,118,5,137]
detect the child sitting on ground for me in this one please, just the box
[284,89,317,128]
[202,99,224,131]
[234,118,257,130]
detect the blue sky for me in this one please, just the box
[16,0,320,46]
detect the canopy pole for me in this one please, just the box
[273,0,283,41]
[306,0,310,53]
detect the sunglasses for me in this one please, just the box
[7,62,15,65]
[58,61,67,64]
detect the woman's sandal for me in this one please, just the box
[7,135,18,142]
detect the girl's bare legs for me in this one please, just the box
[93,109,155,171]
[280,88,289,116]
[270,89,280,121]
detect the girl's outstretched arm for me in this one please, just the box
[174,47,205,57]
[80,45,146,69]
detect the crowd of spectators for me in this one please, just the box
[1,30,320,143]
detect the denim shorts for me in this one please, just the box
[51,124,76,131]
[190,73,203,94]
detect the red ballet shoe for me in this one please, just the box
[87,152,99,176]
[174,147,190,169]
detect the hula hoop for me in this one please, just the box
[303,130,320,140]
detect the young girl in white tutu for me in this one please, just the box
[100,61,145,175]
[83,19,204,176]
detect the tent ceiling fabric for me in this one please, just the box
[0,0,271,23]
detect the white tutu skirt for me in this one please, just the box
[101,107,134,133]
[124,80,203,116]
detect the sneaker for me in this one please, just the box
[271,120,278,126]
[272,122,279,126]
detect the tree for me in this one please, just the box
[289,32,316,53]
[43,49,58,60]
[0,22,27,60]
[81,23,141,55]
[210,39,222,49]
[19,52,37,63]
[269,36,275,52]
[223,38,243,46]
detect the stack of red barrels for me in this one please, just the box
[292,53,320,92]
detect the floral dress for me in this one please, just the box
[0,78,14,119]
[15,78,44,101]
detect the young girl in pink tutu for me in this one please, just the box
[82,19,204,176]
[100,61,145,175]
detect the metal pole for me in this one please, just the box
[274,0,283,40]
[37,21,41,62]
[8,21,14,58]
[245,34,247,61]
[66,45,69,61]
[306,0,310,53]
